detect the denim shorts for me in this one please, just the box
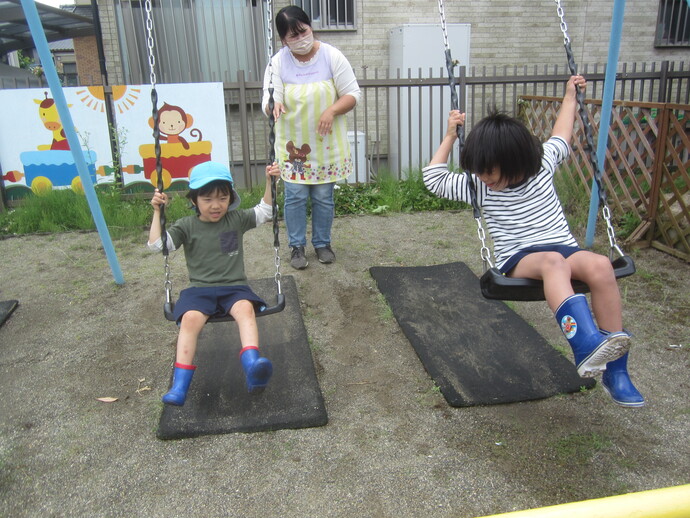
[172,285,266,324]
[499,245,583,274]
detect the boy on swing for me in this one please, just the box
[148,161,281,406]
[424,75,644,407]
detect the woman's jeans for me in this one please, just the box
[284,181,335,249]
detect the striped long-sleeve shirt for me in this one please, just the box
[422,136,578,269]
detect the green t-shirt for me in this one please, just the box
[167,209,256,287]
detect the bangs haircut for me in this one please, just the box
[461,110,543,186]
[275,6,311,40]
[187,180,234,214]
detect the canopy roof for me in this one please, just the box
[0,0,94,55]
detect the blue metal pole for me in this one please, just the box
[20,0,125,285]
[585,0,625,247]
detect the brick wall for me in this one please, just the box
[273,0,688,74]
[73,36,101,86]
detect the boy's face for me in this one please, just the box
[194,189,231,222]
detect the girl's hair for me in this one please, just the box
[186,180,234,215]
[275,5,312,40]
[460,110,543,186]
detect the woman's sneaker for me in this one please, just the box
[315,245,336,264]
[290,246,308,270]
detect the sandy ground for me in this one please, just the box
[0,210,688,517]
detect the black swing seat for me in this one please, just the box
[480,255,636,302]
[164,293,286,323]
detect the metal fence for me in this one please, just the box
[3,60,688,188]
[221,60,690,190]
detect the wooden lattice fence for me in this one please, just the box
[521,95,690,262]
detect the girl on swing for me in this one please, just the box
[148,161,281,406]
[423,75,644,407]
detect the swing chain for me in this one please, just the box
[265,0,282,295]
[437,0,465,152]
[555,0,622,253]
[164,259,172,303]
[602,206,624,259]
[475,217,494,270]
[274,246,282,293]
[554,0,570,47]
[144,0,157,87]
[144,0,174,308]
[144,0,166,258]
[437,0,449,49]
[265,0,274,59]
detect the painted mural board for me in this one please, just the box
[0,86,109,197]
[0,82,229,198]
[112,82,229,190]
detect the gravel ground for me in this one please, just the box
[0,210,688,517]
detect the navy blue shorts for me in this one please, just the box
[172,285,266,324]
[499,245,583,274]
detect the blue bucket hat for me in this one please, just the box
[188,161,241,210]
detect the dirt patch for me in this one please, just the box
[1,211,688,517]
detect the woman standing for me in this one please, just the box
[262,5,361,269]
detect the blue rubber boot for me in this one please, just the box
[162,363,196,406]
[555,294,630,378]
[239,346,273,394]
[598,330,645,407]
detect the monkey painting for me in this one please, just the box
[149,102,202,150]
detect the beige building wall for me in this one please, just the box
[273,0,688,73]
[98,0,688,84]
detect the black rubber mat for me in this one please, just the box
[157,276,327,439]
[0,300,18,328]
[370,262,595,407]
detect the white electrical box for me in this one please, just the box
[347,130,367,183]
[389,24,471,175]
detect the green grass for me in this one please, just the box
[552,432,614,466]
[0,172,467,237]
[0,186,191,238]
[2,167,608,238]
[554,167,590,233]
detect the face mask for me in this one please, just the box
[288,32,315,55]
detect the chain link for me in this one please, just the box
[144,0,157,87]
[265,0,282,293]
[602,205,622,255]
[274,246,282,293]
[265,0,274,59]
[164,260,172,303]
[437,0,449,50]
[554,0,570,46]
[475,218,494,269]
